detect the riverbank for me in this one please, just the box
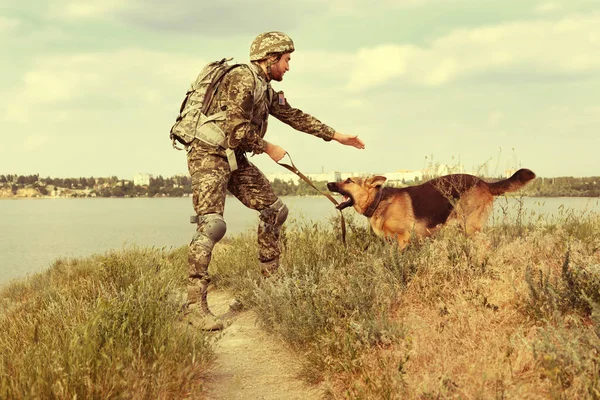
[0,187,46,198]
[2,190,599,200]
[2,212,599,398]
[2,176,600,199]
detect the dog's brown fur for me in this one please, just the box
[327,169,536,248]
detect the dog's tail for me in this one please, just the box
[488,168,536,196]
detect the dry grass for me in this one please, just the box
[1,205,599,399]
[0,247,213,399]
[212,209,600,399]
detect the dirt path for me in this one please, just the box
[202,291,325,400]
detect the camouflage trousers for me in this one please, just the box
[187,149,282,283]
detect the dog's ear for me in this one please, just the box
[367,175,387,188]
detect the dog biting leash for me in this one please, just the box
[276,153,346,245]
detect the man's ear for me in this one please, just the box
[367,175,387,188]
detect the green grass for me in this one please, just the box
[1,208,599,399]
[0,247,213,399]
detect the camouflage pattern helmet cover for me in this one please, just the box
[249,31,295,61]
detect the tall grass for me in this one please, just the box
[2,206,599,399]
[211,207,600,399]
[0,247,213,399]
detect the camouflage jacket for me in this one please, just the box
[189,63,335,157]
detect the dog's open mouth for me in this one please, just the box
[327,182,354,210]
[337,194,354,210]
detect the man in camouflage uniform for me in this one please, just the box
[185,31,365,330]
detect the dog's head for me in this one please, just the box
[327,176,387,214]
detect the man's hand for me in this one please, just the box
[333,132,365,149]
[265,141,287,162]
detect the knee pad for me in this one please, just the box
[203,213,227,242]
[191,213,227,251]
[259,199,288,227]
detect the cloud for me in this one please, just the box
[583,105,600,115]
[62,0,127,18]
[346,13,600,90]
[321,0,438,16]
[48,0,445,34]
[488,111,504,125]
[49,0,445,30]
[50,0,129,19]
[0,16,20,32]
[24,135,49,152]
[534,2,563,14]
[50,0,320,34]
[2,49,206,122]
[1,45,354,134]
[346,45,414,90]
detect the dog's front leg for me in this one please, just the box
[396,230,410,251]
[384,230,410,251]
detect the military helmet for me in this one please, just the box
[249,31,295,61]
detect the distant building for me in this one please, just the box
[422,164,464,179]
[266,171,343,184]
[305,171,342,182]
[337,171,372,180]
[384,170,423,185]
[267,170,426,185]
[265,167,476,186]
[134,173,151,186]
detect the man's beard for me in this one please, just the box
[270,67,283,81]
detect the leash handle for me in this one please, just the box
[277,153,346,245]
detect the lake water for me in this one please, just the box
[1,196,598,286]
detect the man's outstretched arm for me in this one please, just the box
[332,132,365,149]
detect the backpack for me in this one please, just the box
[169,58,243,169]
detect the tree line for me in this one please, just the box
[526,176,600,197]
[1,174,599,198]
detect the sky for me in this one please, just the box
[1,0,599,179]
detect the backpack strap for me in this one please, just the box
[201,63,243,115]
[245,63,268,105]
[177,59,239,122]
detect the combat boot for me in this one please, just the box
[184,284,223,331]
[228,298,244,312]
[260,258,280,278]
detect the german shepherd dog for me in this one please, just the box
[327,169,536,248]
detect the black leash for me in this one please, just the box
[277,153,346,245]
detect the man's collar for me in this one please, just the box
[249,62,270,83]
